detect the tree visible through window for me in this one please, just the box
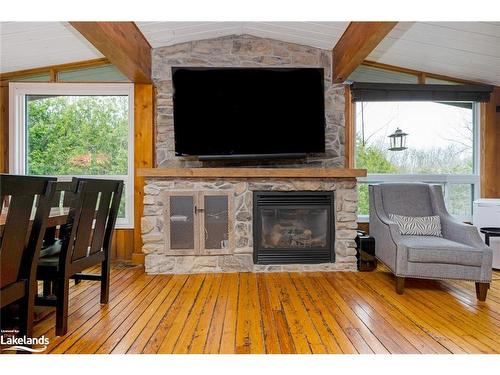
[27,95,128,175]
[25,95,129,217]
[355,101,478,220]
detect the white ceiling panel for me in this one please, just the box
[136,21,349,50]
[242,22,348,49]
[368,22,500,85]
[139,22,243,47]
[0,22,102,73]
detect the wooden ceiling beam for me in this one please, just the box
[69,22,152,83]
[331,22,397,83]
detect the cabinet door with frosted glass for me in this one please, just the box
[165,192,199,255]
[199,191,234,255]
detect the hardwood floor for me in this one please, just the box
[32,264,500,354]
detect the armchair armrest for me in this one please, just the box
[369,185,405,273]
[375,212,402,244]
[370,185,402,244]
[440,214,488,249]
[429,184,488,249]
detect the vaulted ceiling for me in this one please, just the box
[0,22,103,72]
[368,22,500,85]
[1,21,500,85]
[135,22,349,50]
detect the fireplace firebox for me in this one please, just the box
[253,191,335,264]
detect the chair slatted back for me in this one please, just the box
[60,178,123,266]
[50,181,77,208]
[0,174,56,288]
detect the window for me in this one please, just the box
[9,82,134,227]
[348,65,419,84]
[355,101,480,222]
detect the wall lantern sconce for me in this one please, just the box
[388,128,408,151]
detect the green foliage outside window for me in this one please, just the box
[356,138,398,215]
[26,95,129,217]
[27,96,128,176]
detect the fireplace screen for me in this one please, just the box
[253,191,335,264]
[260,208,328,249]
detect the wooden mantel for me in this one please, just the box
[138,167,367,178]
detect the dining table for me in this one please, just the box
[0,206,69,235]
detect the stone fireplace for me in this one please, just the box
[141,173,360,274]
[140,34,364,274]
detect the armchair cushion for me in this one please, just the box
[401,235,483,267]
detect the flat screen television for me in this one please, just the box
[172,67,325,159]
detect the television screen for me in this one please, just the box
[172,67,325,158]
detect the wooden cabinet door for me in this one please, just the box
[164,191,199,255]
[198,190,234,255]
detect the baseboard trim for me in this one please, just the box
[131,253,145,265]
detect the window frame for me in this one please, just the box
[9,82,135,228]
[355,101,481,223]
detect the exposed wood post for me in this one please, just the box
[480,87,500,198]
[132,84,154,265]
[475,282,489,301]
[331,22,397,83]
[69,22,152,83]
[344,86,355,168]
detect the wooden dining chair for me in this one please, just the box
[0,174,56,339]
[42,180,77,244]
[40,180,79,296]
[36,177,123,336]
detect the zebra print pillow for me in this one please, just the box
[388,214,443,237]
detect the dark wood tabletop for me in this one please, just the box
[0,207,69,233]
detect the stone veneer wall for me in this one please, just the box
[145,34,356,274]
[142,178,358,274]
[152,34,346,168]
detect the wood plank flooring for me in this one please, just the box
[32,264,500,354]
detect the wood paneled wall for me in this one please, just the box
[110,229,135,260]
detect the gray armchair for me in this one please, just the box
[369,183,492,301]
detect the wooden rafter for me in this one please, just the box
[331,22,397,83]
[69,22,152,83]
